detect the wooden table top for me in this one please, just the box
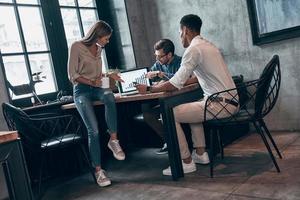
[61,83,200,110]
[0,131,19,144]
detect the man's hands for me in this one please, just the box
[146,71,165,79]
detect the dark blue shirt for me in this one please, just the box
[150,54,182,82]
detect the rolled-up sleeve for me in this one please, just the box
[169,47,200,89]
[68,43,81,84]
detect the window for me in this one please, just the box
[58,0,108,72]
[0,0,135,106]
[109,0,136,70]
[0,1,56,101]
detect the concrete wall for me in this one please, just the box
[0,64,9,131]
[126,0,300,131]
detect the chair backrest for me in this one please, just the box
[2,102,44,148]
[255,55,281,118]
[2,102,85,151]
[2,102,29,130]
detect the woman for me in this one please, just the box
[68,20,125,187]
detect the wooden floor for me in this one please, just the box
[39,131,300,200]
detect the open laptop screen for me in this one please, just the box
[118,67,151,95]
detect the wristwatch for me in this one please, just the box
[146,86,151,92]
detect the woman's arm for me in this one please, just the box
[68,43,81,84]
[74,76,101,87]
[108,72,124,82]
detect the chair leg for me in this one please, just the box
[209,128,214,178]
[79,144,97,184]
[253,121,280,172]
[38,155,45,199]
[259,119,282,159]
[216,129,224,159]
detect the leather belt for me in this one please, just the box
[211,97,239,107]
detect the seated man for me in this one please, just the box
[136,14,239,175]
[143,39,181,155]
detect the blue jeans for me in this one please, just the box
[73,83,117,166]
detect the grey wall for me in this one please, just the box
[126,0,300,131]
[0,64,9,131]
[0,168,8,199]
[0,62,9,199]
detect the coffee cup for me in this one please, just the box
[101,77,110,89]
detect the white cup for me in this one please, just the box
[101,77,110,89]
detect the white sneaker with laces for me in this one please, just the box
[191,150,210,164]
[156,143,168,155]
[108,139,125,160]
[162,160,196,176]
[95,170,111,187]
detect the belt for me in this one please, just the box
[211,97,239,107]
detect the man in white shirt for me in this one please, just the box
[136,14,238,176]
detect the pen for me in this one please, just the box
[161,73,170,80]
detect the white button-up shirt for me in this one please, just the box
[170,35,236,98]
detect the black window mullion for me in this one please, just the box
[12,0,35,90]
[74,0,85,37]
[40,0,71,93]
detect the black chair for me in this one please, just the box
[204,55,282,177]
[6,81,43,104]
[2,103,96,198]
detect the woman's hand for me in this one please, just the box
[93,77,102,87]
[90,75,102,87]
[109,72,124,82]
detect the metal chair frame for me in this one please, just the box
[2,103,96,198]
[204,55,282,177]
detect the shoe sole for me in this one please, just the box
[194,160,210,165]
[192,153,210,165]
[163,167,196,176]
[98,180,111,187]
[155,151,168,155]
[108,143,125,160]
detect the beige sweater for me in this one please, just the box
[68,41,102,85]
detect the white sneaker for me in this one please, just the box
[191,150,210,164]
[162,160,196,176]
[108,139,125,160]
[95,170,111,187]
[156,143,168,155]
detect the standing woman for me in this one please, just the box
[68,20,125,187]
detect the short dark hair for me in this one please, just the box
[154,39,175,55]
[180,14,202,33]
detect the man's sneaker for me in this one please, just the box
[162,160,196,176]
[191,150,210,164]
[95,170,111,187]
[108,139,125,160]
[156,143,168,155]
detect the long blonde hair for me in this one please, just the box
[81,20,113,46]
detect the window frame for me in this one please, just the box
[0,0,133,107]
[0,1,56,106]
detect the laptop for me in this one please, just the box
[118,67,152,96]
